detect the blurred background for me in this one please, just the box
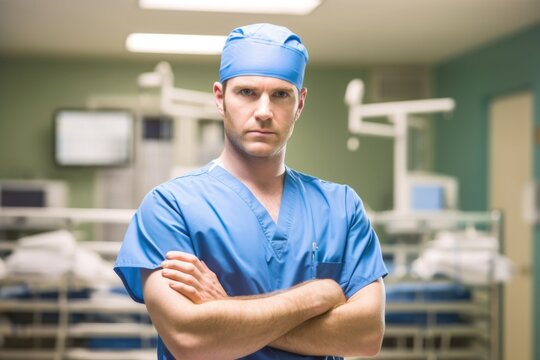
[0,1,539,359]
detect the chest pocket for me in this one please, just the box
[316,261,343,283]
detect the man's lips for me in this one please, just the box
[247,130,274,135]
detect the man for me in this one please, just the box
[115,23,387,360]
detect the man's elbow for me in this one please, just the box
[361,332,384,357]
[360,324,384,357]
[347,323,384,357]
[150,308,214,360]
[168,333,212,360]
[169,331,244,360]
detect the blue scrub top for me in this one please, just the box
[114,162,387,360]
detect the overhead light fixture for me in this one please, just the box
[139,0,322,15]
[126,33,227,55]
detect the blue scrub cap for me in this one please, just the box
[219,23,309,90]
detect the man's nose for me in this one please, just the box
[254,94,272,121]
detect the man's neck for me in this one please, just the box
[217,148,285,192]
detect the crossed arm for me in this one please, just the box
[142,251,385,359]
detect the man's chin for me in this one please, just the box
[243,145,280,158]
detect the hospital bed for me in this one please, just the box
[348,210,504,360]
[0,207,155,360]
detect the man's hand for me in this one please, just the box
[161,251,228,304]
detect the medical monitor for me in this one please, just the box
[406,173,458,212]
[0,180,67,208]
[54,109,134,166]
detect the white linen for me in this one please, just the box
[412,230,513,284]
[5,230,120,286]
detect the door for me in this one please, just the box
[489,91,534,360]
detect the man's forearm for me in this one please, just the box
[144,269,344,360]
[185,282,339,358]
[269,279,386,357]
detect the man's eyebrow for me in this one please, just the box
[229,83,295,93]
[273,87,295,93]
[230,83,256,90]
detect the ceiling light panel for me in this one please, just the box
[126,33,227,55]
[140,0,322,15]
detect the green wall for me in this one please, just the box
[434,23,540,360]
[0,57,393,211]
[291,66,394,210]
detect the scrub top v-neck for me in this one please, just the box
[114,161,387,360]
[208,163,297,284]
[210,163,296,247]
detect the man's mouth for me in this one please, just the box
[248,130,274,135]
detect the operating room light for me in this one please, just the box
[126,33,227,55]
[139,0,322,15]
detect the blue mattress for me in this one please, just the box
[385,282,472,325]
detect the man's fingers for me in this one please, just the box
[162,259,204,281]
[162,269,201,290]
[169,282,202,304]
[163,252,228,302]
[166,251,206,273]
[166,250,196,261]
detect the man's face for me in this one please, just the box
[214,76,307,159]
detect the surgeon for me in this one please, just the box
[114,23,387,360]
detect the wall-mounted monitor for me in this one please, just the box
[54,109,134,166]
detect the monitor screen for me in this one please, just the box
[1,189,45,207]
[54,109,133,166]
[406,173,458,212]
[411,184,445,211]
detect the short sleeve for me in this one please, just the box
[114,186,194,303]
[342,187,388,298]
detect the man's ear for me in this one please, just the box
[213,81,225,117]
[295,87,308,121]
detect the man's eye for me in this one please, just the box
[239,89,254,96]
[274,91,290,99]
